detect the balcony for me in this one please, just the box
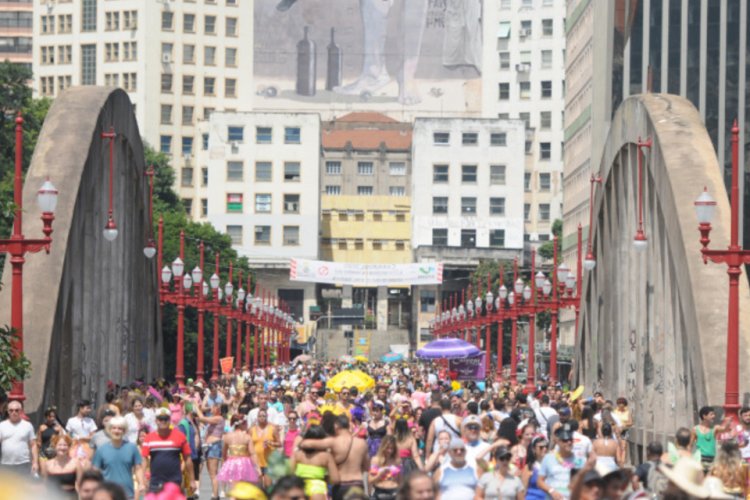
[414,245,523,268]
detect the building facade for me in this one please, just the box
[411,118,526,345]
[482,0,566,245]
[196,111,320,322]
[32,0,253,218]
[1,0,32,69]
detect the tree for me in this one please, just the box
[0,325,30,394]
[538,219,563,260]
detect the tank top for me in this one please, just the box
[432,414,461,452]
[695,426,716,458]
[284,429,300,458]
[206,420,224,441]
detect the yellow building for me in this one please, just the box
[320,195,411,264]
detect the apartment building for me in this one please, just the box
[411,118,526,344]
[482,0,566,245]
[32,0,252,218]
[1,0,32,68]
[196,111,320,321]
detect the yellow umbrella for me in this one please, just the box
[354,355,369,363]
[326,369,376,393]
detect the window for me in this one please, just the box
[521,20,532,37]
[123,11,137,30]
[255,193,271,213]
[461,197,477,214]
[226,17,237,36]
[283,226,300,246]
[122,73,136,91]
[490,229,505,248]
[254,162,271,181]
[181,167,193,187]
[183,75,194,94]
[524,203,531,221]
[182,44,195,64]
[283,194,300,213]
[540,111,552,129]
[520,112,531,128]
[541,80,552,98]
[227,193,242,214]
[497,21,511,38]
[161,74,173,93]
[204,46,216,65]
[58,15,72,33]
[82,0,97,31]
[202,167,208,186]
[204,15,216,34]
[182,198,193,215]
[420,290,436,312]
[461,229,476,248]
[432,228,448,246]
[225,47,238,67]
[41,46,54,65]
[161,11,173,30]
[524,172,531,191]
[357,186,373,195]
[225,78,236,97]
[462,165,477,183]
[433,132,449,145]
[541,50,552,68]
[123,42,137,61]
[389,162,406,176]
[432,197,448,214]
[499,51,510,69]
[105,11,119,31]
[226,161,243,181]
[433,164,448,183]
[228,126,243,142]
[284,127,301,144]
[104,74,119,87]
[254,226,271,245]
[540,173,551,191]
[462,132,478,145]
[227,225,242,245]
[519,81,531,99]
[490,132,507,146]
[204,108,214,120]
[539,203,551,221]
[58,76,72,93]
[284,162,300,181]
[178,13,195,32]
[81,45,96,85]
[182,106,194,125]
[161,43,174,62]
[201,198,208,217]
[204,77,215,95]
[542,19,553,36]
[160,135,172,153]
[357,162,374,175]
[325,161,341,174]
[389,186,406,196]
[41,15,53,34]
[325,185,341,195]
[489,197,506,216]
[498,83,509,100]
[540,142,551,160]
[256,127,272,143]
[40,77,54,97]
[160,105,172,124]
[490,165,506,184]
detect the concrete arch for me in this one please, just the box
[577,94,750,444]
[0,88,161,418]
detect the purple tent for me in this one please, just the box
[416,338,482,360]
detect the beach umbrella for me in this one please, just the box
[326,369,375,393]
[416,338,481,360]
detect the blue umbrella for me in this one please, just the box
[381,352,404,363]
[416,338,481,359]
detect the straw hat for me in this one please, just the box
[227,481,267,500]
[569,385,585,401]
[702,476,734,499]
[658,458,710,498]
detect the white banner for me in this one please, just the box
[290,259,443,286]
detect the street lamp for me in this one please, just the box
[633,138,652,251]
[693,120,748,423]
[0,114,59,401]
[143,166,156,258]
[101,127,118,242]
[584,174,603,270]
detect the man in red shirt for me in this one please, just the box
[141,408,196,494]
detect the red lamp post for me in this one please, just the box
[160,229,188,387]
[633,138,651,251]
[0,114,59,402]
[584,175,603,271]
[694,120,748,424]
[190,242,207,382]
[209,254,221,381]
[101,127,119,242]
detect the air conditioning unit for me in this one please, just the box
[161,53,172,64]
[230,140,239,150]
[519,28,531,37]
[183,153,192,164]
[285,203,297,212]
[254,227,264,234]
[516,63,531,72]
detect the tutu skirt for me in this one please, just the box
[217,456,260,484]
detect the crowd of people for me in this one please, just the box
[1,360,749,500]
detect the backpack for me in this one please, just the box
[646,460,669,494]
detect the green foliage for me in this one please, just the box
[0,325,31,393]
[538,219,563,260]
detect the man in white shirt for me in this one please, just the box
[246,392,282,427]
[66,400,98,443]
[0,400,38,475]
[533,395,559,438]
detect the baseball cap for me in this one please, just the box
[462,415,482,429]
[154,407,171,418]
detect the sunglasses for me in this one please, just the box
[156,416,170,422]
[341,392,350,396]
[498,455,512,461]
[7,409,21,413]
[536,445,549,450]
[451,448,466,453]
[466,424,480,430]
[560,438,573,443]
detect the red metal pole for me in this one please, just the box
[485,274,491,370]
[259,289,266,368]
[245,276,252,369]
[235,270,243,371]
[510,258,518,385]
[550,236,559,384]
[225,261,233,358]
[176,230,185,387]
[496,265,504,381]
[525,251,536,392]
[211,252,220,381]
[196,241,205,382]
[253,289,259,369]
[8,114,25,402]
[575,225,582,340]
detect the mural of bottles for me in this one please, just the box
[296,26,317,96]
[326,28,342,90]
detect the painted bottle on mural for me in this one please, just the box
[326,27,342,90]
[296,26,316,96]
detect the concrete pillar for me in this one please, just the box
[377,286,388,331]
[342,285,353,307]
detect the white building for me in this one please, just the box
[196,111,320,321]
[482,0,566,244]
[32,0,253,217]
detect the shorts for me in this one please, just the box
[371,486,397,500]
[206,441,222,459]
[332,481,365,500]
